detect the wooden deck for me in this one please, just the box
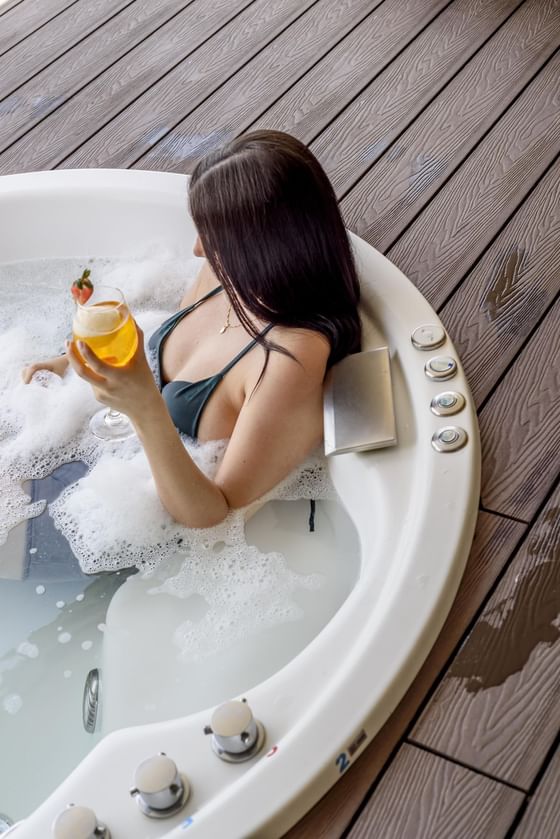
[1,0,559,835]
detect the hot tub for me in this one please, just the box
[0,169,480,838]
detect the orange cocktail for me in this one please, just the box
[73,290,138,366]
[72,284,138,441]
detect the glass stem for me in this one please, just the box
[104,409,124,428]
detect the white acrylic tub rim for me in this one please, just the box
[0,169,481,839]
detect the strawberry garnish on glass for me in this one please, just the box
[70,269,94,304]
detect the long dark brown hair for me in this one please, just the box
[188,130,361,372]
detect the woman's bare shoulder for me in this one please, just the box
[270,325,331,376]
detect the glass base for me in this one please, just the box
[89,408,135,441]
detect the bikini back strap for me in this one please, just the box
[217,323,273,378]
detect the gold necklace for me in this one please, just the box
[219,303,242,334]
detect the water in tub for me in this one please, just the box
[0,255,360,821]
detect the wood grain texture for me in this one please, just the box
[0,0,260,172]
[479,297,560,520]
[338,0,560,251]
[0,0,137,101]
[0,0,204,156]
[250,0,450,143]
[313,0,524,197]
[439,159,560,406]
[412,484,560,788]
[348,744,523,839]
[516,746,560,838]
[134,0,381,173]
[0,0,25,17]
[56,0,319,170]
[383,50,560,310]
[286,512,525,838]
[0,0,78,55]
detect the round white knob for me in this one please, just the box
[130,754,188,817]
[211,700,253,738]
[208,699,265,761]
[52,805,109,839]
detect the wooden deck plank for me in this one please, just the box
[337,0,559,247]
[411,484,560,788]
[133,0,383,173]
[286,512,526,838]
[137,0,522,176]
[61,0,446,170]
[515,746,560,838]
[0,0,138,101]
[248,0,450,143]
[0,0,78,55]
[347,744,524,839]
[2,0,319,174]
[0,0,206,155]
[480,298,560,520]
[0,0,25,17]
[313,0,529,197]
[380,50,560,311]
[345,49,560,312]
[439,158,560,407]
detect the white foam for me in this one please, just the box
[1,252,338,660]
[73,303,122,337]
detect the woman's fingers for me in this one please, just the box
[76,341,114,375]
[66,340,107,384]
[131,320,145,362]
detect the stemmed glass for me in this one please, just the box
[72,285,138,441]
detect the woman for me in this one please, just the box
[22,131,361,528]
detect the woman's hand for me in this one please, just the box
[65,322,161,422]
[22,355,69,383]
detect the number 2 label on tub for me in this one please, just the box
[335,729,368,774]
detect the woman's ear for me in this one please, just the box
[193,235,205,258]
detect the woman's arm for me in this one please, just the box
[67,328,327,528]
[135,336,326,525]
[67,334,229,526]
[132,396,230,527]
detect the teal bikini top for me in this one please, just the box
[149,286,272,439]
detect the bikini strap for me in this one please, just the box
[217,323,273,378]
[181,284,223,315]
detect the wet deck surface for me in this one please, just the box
[1,0,559,835]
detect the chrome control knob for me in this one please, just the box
[432,426,468,452]
[430,391,466,416]
[411,324,446,350]
[52,805,110,839]
[130,753,189,818]
[425,355,457,381]
[205,699,266,763]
